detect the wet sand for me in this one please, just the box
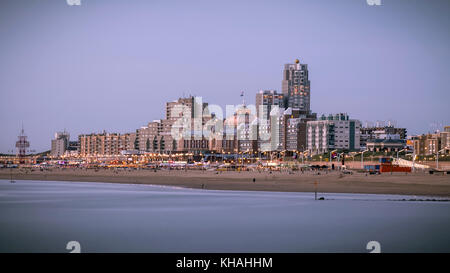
[1,168,450,197]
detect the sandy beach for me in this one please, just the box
[1,168,450,197]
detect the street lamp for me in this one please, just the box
[396,148,408,161]
[361,149,369,169]
[337,152,344,162]
[329,149,337,166]
[302,151,308,164]
[349,152,357,162]
[436,148,445,170]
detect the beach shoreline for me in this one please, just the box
[1,168,450,197]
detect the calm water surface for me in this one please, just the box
[0,179,449,252]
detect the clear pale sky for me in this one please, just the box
[0,0,449,153]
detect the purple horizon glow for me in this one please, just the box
[0,0,449,153]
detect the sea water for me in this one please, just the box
[0,179,449,253]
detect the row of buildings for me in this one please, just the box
[50,59,449,158]
[412,127,450,156]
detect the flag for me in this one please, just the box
[331,151,337,159]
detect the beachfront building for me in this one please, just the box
[360,126,407,149]
[236,109,258,154]
[51,131,70,157]
[282,59,311,112]
[256,110,280,152]
[285,118,309,152]
[78,132,136,156]
[136,96,213,154]
[136,120,177,154]
[66,141,79,156]
[275,59,318,153]
[136,95,268,155]
[213,105,258,154]
[306,113,360,155]
[279,108,316,152]
[255,90,285,121]
[255,92,284,152]
[442,126,450,154]
[413,134,440,156]
[366,139,405,152]
[412,128,450,156]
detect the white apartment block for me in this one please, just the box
[51,131,70,157]
[307,113,360,154]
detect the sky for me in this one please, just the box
[0,0,449,153]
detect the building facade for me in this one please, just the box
[412,128,450,156]
[255,90,284,152]
[136,96,212,154]
[360,126,407,149]
[51,131,70,157]
[307,113,360,154]
[278,108,316,152]
[282,59,311,113]
[366,139,405,152]
[255,90,285,121]
[136,120,177,153]
[78,132,136,156]
[442,126,450,154]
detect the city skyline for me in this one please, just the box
[1,0,449,153]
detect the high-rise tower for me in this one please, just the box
[281,59,311,113]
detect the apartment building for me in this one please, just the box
[136,96,212,154]
[413,127,450,156]
[307,113,360,154]
[282,59,311,112]
[78,132,136,156]
[360,126,407,149]
[255,90,285,121]
[51,131,70,157]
